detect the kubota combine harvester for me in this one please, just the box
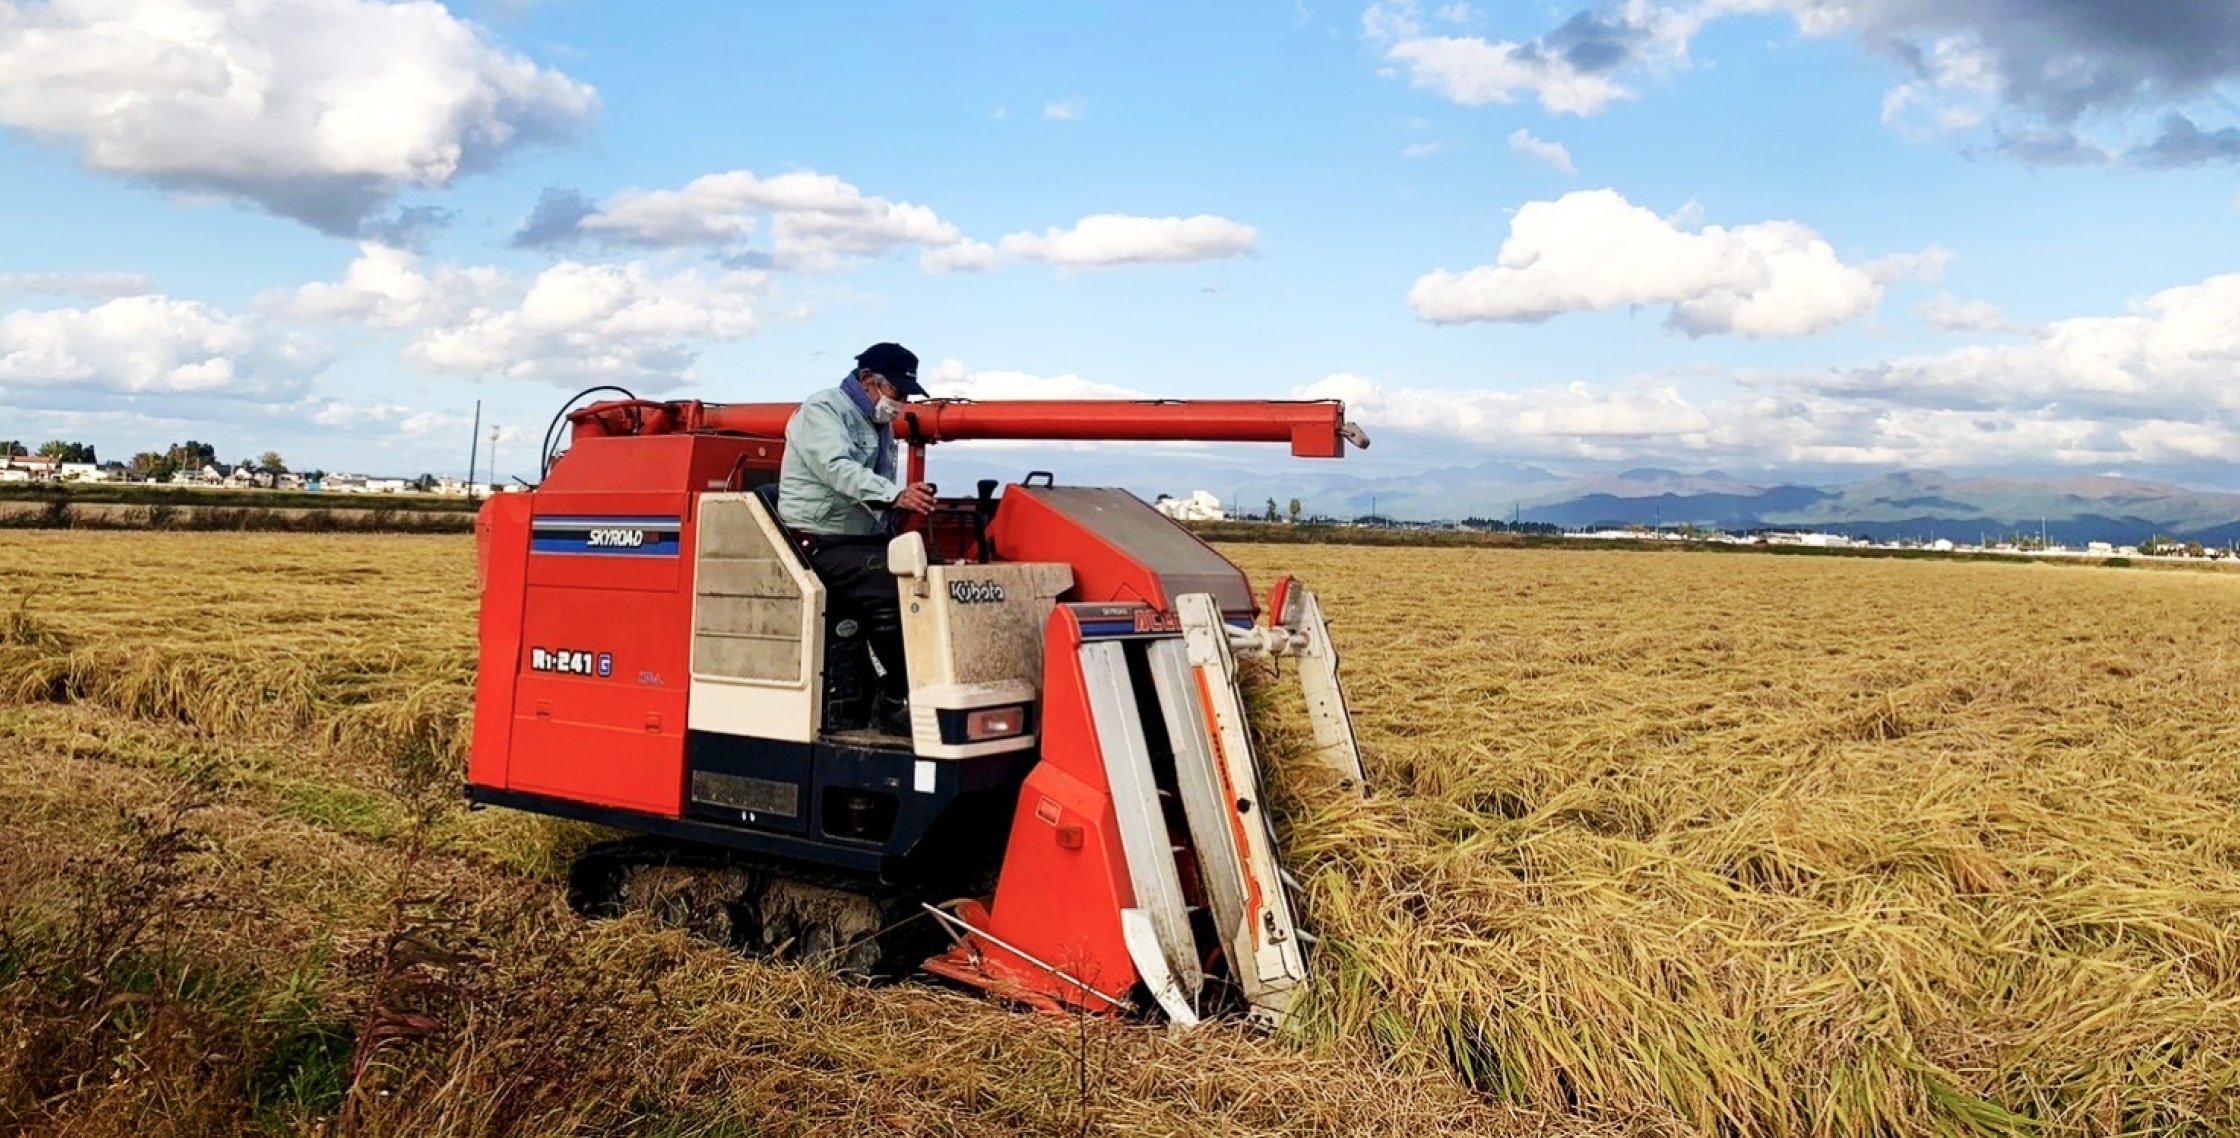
[467,394,1371,1026]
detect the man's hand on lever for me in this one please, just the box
[891,483,938,514]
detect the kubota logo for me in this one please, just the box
[949,580,1006,605]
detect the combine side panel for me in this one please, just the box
[468,493,533,792]
[1173,592,1309,1028]
[951,607,1141,1013]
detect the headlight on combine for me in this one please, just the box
[964,705,1028,740]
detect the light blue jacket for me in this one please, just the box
[776,384,900,536]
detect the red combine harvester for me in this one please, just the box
[467,394,1371,1026]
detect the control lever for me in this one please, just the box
[974,479,1000,563]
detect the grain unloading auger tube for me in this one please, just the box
[922,576,1367,1030]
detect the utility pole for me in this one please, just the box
[489,425,501,496]
[1370,495,1378,526]
[466,399,482,491]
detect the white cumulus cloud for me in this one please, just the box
[1809,271,2240,414]
[1506,128,1576,173]
[0,272,154,299]
[921,358,1145,401]
[998,214,1259,268]
[1407,188,1921,337]
[1383,34,1633,115]
[1362,0,1698,116]
[288,245,768,390]
[527,169,983,273]
[0,0,597,235]
[919,239,1001,275]
[1364,0,2240,167]
[0,294,325,398]
[1919,293,2020,333]
[1299,373,1714,457]
[285,243,507,329]
[2118,419,2235,462]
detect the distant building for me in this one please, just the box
[7,455,59,480]
[1155,490,1226,522]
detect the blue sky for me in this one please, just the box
[2,0,2237,492]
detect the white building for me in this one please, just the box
[1764,532,1854,548]
[1155,490,1226,522]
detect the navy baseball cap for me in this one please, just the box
[855,342,924,398]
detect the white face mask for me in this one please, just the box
[872,395,904,424]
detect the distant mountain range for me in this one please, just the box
[927,443,2240,546]
[1185,464,2240,546]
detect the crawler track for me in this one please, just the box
[566,837,951,978]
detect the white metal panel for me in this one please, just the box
[1078,640,1203,1017]
[1121,909,1201,1025]
[1176,591,1308,1028]
[687,492,822,744]
[687,682,818,743]
[1145,637,1252,992]
[1284,587,1368,790]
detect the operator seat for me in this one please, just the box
[752,482,877,733]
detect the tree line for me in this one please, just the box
[0,439,330,483]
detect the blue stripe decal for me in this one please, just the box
[531,515,683,557]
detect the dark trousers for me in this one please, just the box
[805,536,906,701]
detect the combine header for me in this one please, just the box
[467,393,1370,1026]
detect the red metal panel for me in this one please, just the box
[984,485,1254,616]
[468,494,533,791]
[506,580,692,816]
[987,488,1163,608]
[481,432,783,820]
[970,606,1140,1007]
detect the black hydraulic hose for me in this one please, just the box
[539,385,637,480]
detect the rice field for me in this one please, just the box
[5,530,2240,1135]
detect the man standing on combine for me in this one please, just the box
[777,341,938,733]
